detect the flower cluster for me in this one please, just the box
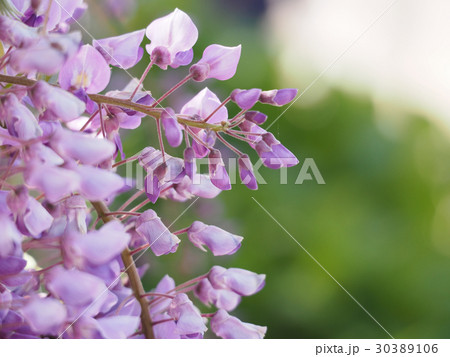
[0,3,298,339]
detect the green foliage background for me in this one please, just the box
[84,0,450,338]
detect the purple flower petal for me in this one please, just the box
[230,88,261,110]
[1,94,42,140]
[153,312,180,339]
[10,32,81,75]
[187,221,243,256]
[180,87,228,124]
[211,310,266,339]
[194,279,241,311]
[0,15,39,47]
[59,44,111,94]
[20,297,67,336]
[161,108,183,147]
[93,29,145,69]
[145,8,198,69]
[29,81,85,122]
[208,149,231,191]
[45,266,115,312]
[208,266,266,296]
[168,293,207,336]
[195,44,241,81]
[259,88,298,106]
[135,210,180,256]
[244,111,267,125]
[22,197,54,238]
[25,163,81,203]
[66,220,130,266]
[170,48,194,69]
[49,128,115,165]
[238,155,258,190]
[96,315,140,339]
[0,214,22,258]
[75,165,124,201]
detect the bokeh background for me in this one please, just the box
[81,0,450,338]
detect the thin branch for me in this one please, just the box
[91,201,154,339]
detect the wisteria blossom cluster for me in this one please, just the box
[0,2,298,339]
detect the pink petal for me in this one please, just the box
[59,44,111,94]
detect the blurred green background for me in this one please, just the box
[83,0,450,338]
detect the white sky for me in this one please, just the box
[267,0,450,129]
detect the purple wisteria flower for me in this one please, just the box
[93,29,145,69]
[0,4,298,340]
[145,8,198,69]
[190,44,241,81]
[187,221,243,256]
[135,210,180,256]
[211,309,267,339]
[59,44,111,94]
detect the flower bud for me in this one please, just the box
[230,88,261,109]
[208,149,231,191]
[187,221,243,256]
[244,111,267,125]
[238,155,257,190]
[259,88,298,106]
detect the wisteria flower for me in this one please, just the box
[145,8,198,69]
[93,29,145,69]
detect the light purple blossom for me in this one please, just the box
[168,293,207,337]
[208,149,231,191]
[135,210,180,256]
[93,29,145,69]
[25,163,80,203]
[1,94,42,140]
[195,279,241,311]
[208,266,266,296]
[211,309,266,339]
[9,32,82,75]
[0,15,39,48]
[59,44,111,94]
[191,44,241,81]
[238,155,258,190]
[244,111,267,125]
[20,297,67,335]
[259,88,298,106]
[64,220,130,267]
[161,107,183,147]
[145,8,198,69]
[29,81,86,122]
[255,132,299,169]
[231,88,261,110]
[187,221,243,256]
[49,128,115,165]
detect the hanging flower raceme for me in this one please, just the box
[0,4,299,340]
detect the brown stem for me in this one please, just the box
[0,74,226,132]
[91,201,154,339]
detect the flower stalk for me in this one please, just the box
[91,200,155,339]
